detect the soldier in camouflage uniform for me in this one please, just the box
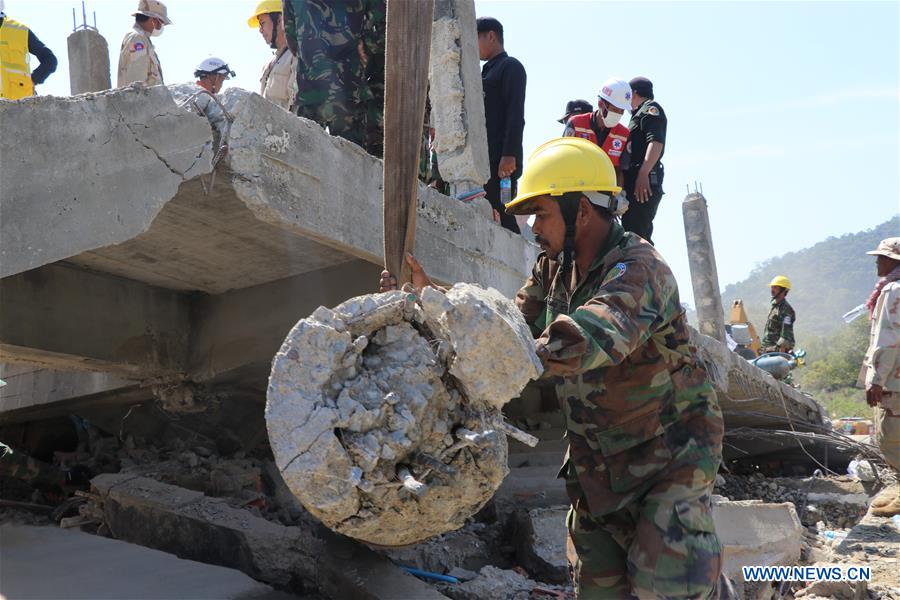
[381,137,724,598]
[283,0,369,146]
[361,0,386,157]
[761,275,796,353]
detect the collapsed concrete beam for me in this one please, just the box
[683,193,725,342]
[90,473,449,600]
[222,88,533,298]
[0,85,213,279]
[0,263,190,377]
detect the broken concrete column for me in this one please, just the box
[429,0,490,191]
[67,29,111,95]
[266,285,542,546]
[683,192,725,342]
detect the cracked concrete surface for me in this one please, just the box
[0,84,213,278]
[266,285,540,546]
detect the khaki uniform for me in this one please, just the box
[865,281,900,471]
[260,47,297,111]
[117,25,162,87]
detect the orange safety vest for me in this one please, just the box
[0,18,34,99]
[566,112,629,168]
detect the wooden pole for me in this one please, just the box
[382,0,434,285]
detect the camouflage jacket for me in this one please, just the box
[283,0,369,105]
[515,223,724,516]
[761,298,795,351]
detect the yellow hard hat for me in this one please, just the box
[247,0,282,28]
[505,137,622,215]
[768,275,792,290]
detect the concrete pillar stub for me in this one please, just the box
[682,192,725,342]
[67,29,111,95]
[428,0,490,190]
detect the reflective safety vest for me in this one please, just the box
[0,18,34,99]
[565,112,629,168]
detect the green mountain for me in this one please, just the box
[719,216,899,342]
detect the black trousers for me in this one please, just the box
[623,167,664,244]
[484,175,521,234]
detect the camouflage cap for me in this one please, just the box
[866,237,900,261]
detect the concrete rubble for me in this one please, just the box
[266,284,541,545]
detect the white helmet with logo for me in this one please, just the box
[194,57,235,79]
[598,78,632,111]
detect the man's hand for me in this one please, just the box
[498,156,516,179]
[357,39,368,68]
[535,341,551,366]
[867,384,884,407]
[379,253,434,294]
[492,209,501,224]
[634,169,651,203]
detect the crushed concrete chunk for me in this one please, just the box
[266,284,541,545]
[514,506,568,584]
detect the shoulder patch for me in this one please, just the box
[132,41,145,52]
[647,106,660,116]
[602,262,627,285]
[783,316,792,325]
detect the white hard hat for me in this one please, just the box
[0,0,6,18]
[194,57,235,79]
[598,78,632,111]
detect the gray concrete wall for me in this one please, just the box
[0,85,213,279]
[67,29,111,95]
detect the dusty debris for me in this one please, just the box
[439,565,538,600]
[266,285,541,546]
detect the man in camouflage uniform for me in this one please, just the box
[283,0,370,146]
[381,137,724,598]
[361,0,386,157]
[761,275,796,354]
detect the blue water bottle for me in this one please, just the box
[500,177,511,206]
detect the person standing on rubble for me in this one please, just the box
[761,275,796,353]
[478,16,527,235]
[862,237,900,518]
[282,0,369,146]
[381,137,725,599]
[117,0,170,88]
[247,0,297,111]
[622,77,666,244]
[563,78,632,186]
[0,1,57,100]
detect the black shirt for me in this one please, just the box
[0,19,57,85]
[481,51,526,175]
[626,98,666,173]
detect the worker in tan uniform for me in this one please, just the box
[248,0,297,111]
[863,238,900,517]
[117,0,171,88]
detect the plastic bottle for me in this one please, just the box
[499,177,511,206]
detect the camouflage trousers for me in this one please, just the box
[297,98,365,147]
[565,458,722,599]
[0,442,65,488]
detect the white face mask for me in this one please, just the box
[602,109,622,128]
[150,24,164,37]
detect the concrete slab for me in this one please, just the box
[0,525,284,600]
[514,506,568,584]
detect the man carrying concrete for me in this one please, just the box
[117,0,170,88]
[381,137,724,598]
[623,77,666,243]
[761,275,796,354]
[282,0,369,146]
[248,0,297,111]
[0,1,57,100]
[478,16,526,235]
[563,78,632,186]
[862,238,900,518]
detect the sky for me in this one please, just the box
[7,0,900,307]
